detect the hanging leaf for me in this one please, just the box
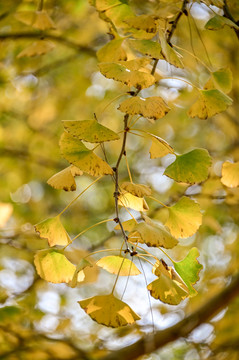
[173,247,203,296]
[35,216,71,247]
[34,249,85,284]
[118,96,170,120]
[63,120,119,143]
[204,68,232,94]
[114,219,137,232]
[69,259,92,288]
[165,196,202,238]
[121,182,152,197]
[47,165,83,192]
[97,39,127,62]
[79,293,140,327]
[118,58,151,71]
[164,148,212,184]
[129,218,178,249]
[205,15,239,31]
[17,40,55,58]
[99,63,155,89]
[127,39,163,59]
[96,256,141,276]
[118,191,149,211]
[60,132,113,176]
[149,134,174,158]
[221,161,239,188]
[159,32,184,68]
[124,15,158,33]
[188,89,233,119]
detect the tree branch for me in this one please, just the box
[100,272,239,360]
[223,0,239,40]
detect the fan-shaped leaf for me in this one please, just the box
[63,120,119,143]
[164,148,212,184]
[118,58,151,71]
[205,15,239,30]
[79,294,140,327]
[124,15,158,33]
[47,165,83,192]
[165,197,202,238]
[17,40,55,58]
[221,161,239,188]
[96,256,140,276]
[97,39,127,62]
[32,10,56,30]
[35,216,71,247]
[118,191,149,211]
[204,68,232,94]
[121,182,152,197]
[60,132,113,176]
[114,219,137,232]
[127,39,163,59]
[149,134,174,158]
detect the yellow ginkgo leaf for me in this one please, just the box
[47,165,83,192]
[149,134,174,158]
[124,15,158,33]
[35,216,71,247]
[96,256,141,276]
[127,39,163,59]
[0,203,13,228]
[121,182,152,197]
[114,219,137,232]
[99,63,155,89]
[118,96,170,120]
[129,218,178,249]
[221,161,239,188]
[63,120,119,143]
[78,293,140,327]
[34,249,85,284]
[15,11,35,26]
[32,10,56,30]
[60,132,113,176]
[97,39,127,62]
[159,31,184,68]
[69,259,92,288]
[118,191,149,212]
[118,58,151,71]
[17,40,55,58]
[165,196,202,239]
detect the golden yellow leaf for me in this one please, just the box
[0,203,13,228]
[149,134,174,158]
[17,40,55,58]
[159,31,184,68]
[79,293,140,327]
[118,191,149,211]
[221,161,239,188]
[47,165,83,192]
[124,15,158,33]
[97,39,127,62]
[114,219,138,232]
[32,10,56,30]
[121,182,151,197]
[96,256,141,276]
[127,39,163,59]
[118,58,151,71]
[35,216,71,247]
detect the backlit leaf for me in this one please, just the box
[0,203,13,228]
[118,191,149,211]
[96,256,141,276]
[159,32,184,68]
[69,259,92,288]
[118,96,170,120]
[17,40,55,58]
[127,39,163,59]
[121,182,152,197]
[47,165,83,192]
[173,247,203,296]
[79,293,140,327]
[164,148,212,184]
[114,219,137,232]
[221,161,239,188]
[60,132,113,176]
[149,134,174,158]
[188,89,233,119]
[165,196,202,238]
[205,14,239,30]
[97,39,127,62]
[124,15,158,33]
[63,120,119,143]
[204,68,232,94]
[35,216,71,247]
[105,3,135,29]
[99,62,155,89]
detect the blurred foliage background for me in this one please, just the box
[0,0,239,359]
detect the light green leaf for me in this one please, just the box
[204,68,232,94]
[221,161,239,188]
[164,148,212,184]
[173,247,203,296]
[60,132,113,176]
[47,165,83,192]
[79,293,140,327]
[96,256,141,276]
[63,120,120,143]
[97,39,127,62]
[35,216,71,247]
[205,14,239,30]
[149,134,174,158]
[165,197,202,238]
[127,39,163,59]
[188,89,233,119]
[105,3,135,28]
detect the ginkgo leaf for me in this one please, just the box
[79,293,140,327]
[188,89,233,119]
[0,203,13,228]
[95,0,124,11]
[17,40,55,58]
[63,120,119,143]
[32,10,56,30]
[164,149,212,184]
[99,63,155,89]
[118,96,170,120]
[149,134,174,158]
[118,191,149,211]
[96,256,140,276]
[34,249,85,284]
[47,165,83,192]
[205,15,239,31]
[69,259,92,288]
[129,219,178,249]
[114,219,137,232]
[60,132,113,176]
[121,182,152,197]
[124,15,158,33]
[105,3,135,29]
[204,68,232,94]
[159,32,184,68]
[165,197,202,238]
[173,247,203,296]
[221,161,239,188]
[97,39,127,62]
[35,216,71,247]
[15,11,35,26]
[118,58,151,71]
[127,39,163,59]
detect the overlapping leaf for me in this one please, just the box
[63,120,119,143]
[127,39,163,59]
[97,39,127,62]
[159,32,184,68]
[205,15,239,31]
[69,259,92,288]
[17,41,55,58]
[149,135,174,158]
[221,161,239,188]
[35,216,71,247]
[204,68,232,94]
[124,15,158,33]
[118,58,151,71]
[118,191,149,211]
[121,182,152,197]
[60,132,113,176]
[114,219,137,232]
[47,165,83,192]
[164,149,212,184]
[165,197,202,238]
[96,256,140,276]
[79,294,140,327]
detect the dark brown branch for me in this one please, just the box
[167,0,188,43]
[223,0,239,40]
[100,272,239,360]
